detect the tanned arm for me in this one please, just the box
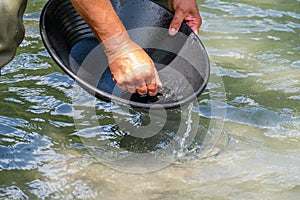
[70,0,162,96]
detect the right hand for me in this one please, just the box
[103,32,162,96]
[168,0,202,36]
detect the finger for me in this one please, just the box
[136,83,148,95]
[147,82,158,96]
[185,14,202,35]
[169,9,185,36]
[187,21,199,35]
[148,90,158,96]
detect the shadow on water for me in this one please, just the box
[69,88,230,173]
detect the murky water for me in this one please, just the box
[0,0,299,199]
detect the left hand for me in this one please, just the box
[168,0,202,36]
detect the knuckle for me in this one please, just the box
[147,84,157,91]
[174,2,188,15]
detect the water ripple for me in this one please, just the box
[0,0,299,199]
[0,130,55,170]
[0,186,28,200]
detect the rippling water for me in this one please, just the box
[0,0,299,199]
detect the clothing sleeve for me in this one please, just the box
[0,0,27,69]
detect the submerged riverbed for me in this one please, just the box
[0,0,299,199]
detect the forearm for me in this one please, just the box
[70,0,162,95]
[70,0,126,42]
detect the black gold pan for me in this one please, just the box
[40,0,210,109]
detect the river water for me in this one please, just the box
[0,0,299,199]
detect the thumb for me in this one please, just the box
[169,10,185,36]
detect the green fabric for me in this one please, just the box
[0,0,27,69]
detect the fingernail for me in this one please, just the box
[169,28,177,36]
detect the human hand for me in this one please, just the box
[102,32,162,96]
[168,0,202,36]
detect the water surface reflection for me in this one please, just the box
[0,0,299,199]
